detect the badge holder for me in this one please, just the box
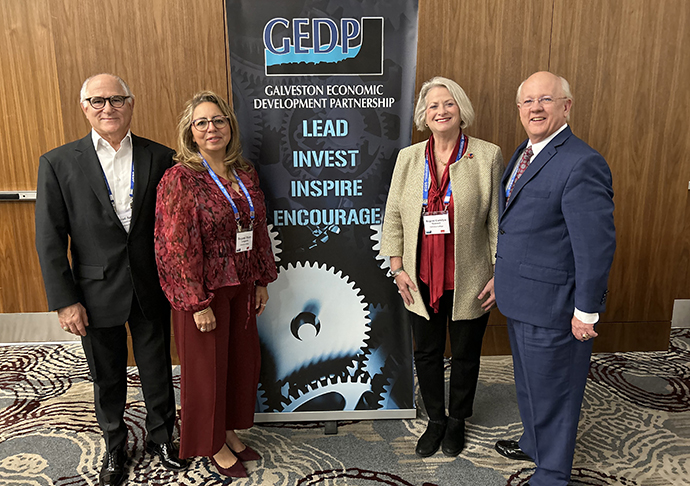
[423,210,450,235]
[236,225,254,252]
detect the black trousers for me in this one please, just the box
[81,294,176,452]
[410,285,489,423]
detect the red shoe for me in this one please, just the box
[210,455,247,478]
[230,444,261,462]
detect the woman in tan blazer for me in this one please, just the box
[380,76,503,458]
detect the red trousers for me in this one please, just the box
[173,283,260,458]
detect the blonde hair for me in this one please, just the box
[413,76,475,132]
[174,91,252,173]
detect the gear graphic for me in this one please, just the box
[257,262,370,383]
[281,374,372,412]
[266,224,282,262]
[255,387,268,413]
[369,223,390,273]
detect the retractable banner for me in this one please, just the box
[226,0,419,421]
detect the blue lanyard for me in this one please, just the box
[423,134,465,212]
[101,162,134,209]
[201,157,255,230]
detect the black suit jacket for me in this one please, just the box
[35,133,174,327]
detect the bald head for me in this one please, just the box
[79,73,135,150]
[516,71,573,144]
[80,74,133,105]
[516,71,571,104]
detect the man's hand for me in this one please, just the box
[572,315,598,342]
[57,303,89,336]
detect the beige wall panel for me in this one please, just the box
[551,0,690,323]
[0,0,63,190]
[0,204,48,312]
[48,0,229,151]
[415,0,553,155]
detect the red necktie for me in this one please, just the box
[507,146,533,199]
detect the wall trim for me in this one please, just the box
[0,312,80,344]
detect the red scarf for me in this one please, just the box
[419,132,466,313]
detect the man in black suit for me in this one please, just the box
[35,73,188,486]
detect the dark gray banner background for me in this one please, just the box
[226,0,419,417]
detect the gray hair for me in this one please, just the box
[413,76,475,132]
[79,73,134,105]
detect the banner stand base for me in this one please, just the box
[254,408,417,424]
[324,421,338,435]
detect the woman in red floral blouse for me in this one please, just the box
[154,91,277,478]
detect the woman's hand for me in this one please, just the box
[255,285,269,316]
[477,277,496,311]
[194,307,216,333]
[395,271,418,306]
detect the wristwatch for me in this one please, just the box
[388,267,404,278]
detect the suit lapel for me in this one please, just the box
[74,135,125,230]
[130,135,151,231]
[500,140,528,217]
[503,128,573,215]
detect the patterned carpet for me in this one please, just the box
[1,329,689,486]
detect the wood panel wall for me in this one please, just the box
[2,0,689,355]
[0,0,61,312]
[417,0,689,354]
[551,0,690,321]
[0,0,229,317]
[550,0,690,352]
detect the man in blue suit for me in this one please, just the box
[493,71,616,486]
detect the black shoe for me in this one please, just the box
[494,439,534,462]
[415,420,447,457]
[442,417,465,456]
[146,440,189,471]
[99,447,127,486]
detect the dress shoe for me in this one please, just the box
[494,439,534,462]
[99,447,127,486]
[211,455,248,478]
[415,420,447,457]
[146,440,189,471]
[441,417,465,456]
[229,444,261,462]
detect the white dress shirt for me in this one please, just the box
[92,130,134,232]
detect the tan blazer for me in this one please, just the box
[380,136,503,321]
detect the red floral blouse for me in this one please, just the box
[154,163,277,312]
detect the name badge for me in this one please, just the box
[236,230,253,252]
[423,211,451,235]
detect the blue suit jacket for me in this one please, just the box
[494,127,616,329]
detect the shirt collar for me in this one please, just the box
[91,129,132,152]
[527,123,568,159]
